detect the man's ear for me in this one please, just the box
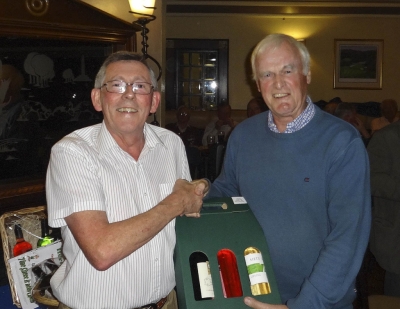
[150,91,161,114]
[306,71,311,84]
[91,88,102,112]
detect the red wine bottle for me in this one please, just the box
[189,251,215,300]
[13,224,32,257]
[217,249,243,298]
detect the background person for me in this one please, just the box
[165,105,203,178]
[165,105,202,146]
[46,51,208,309]
[207,34,371,309]
[367,120,400,297]
[246,96,268,118]
[334,102,371,146]
[370,98,399,135]
[202,102,238,146]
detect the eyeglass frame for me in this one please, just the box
[101,80,155,95]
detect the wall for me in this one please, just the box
[79,0,165,123]
[166,14,400,110]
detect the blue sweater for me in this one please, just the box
[208,107,371,309]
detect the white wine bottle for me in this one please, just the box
[244,246,271,295]
[189,251,215,300]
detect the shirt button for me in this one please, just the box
[144,192,147,196]
[155,258,159,262]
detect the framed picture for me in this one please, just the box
[334,39,383,89]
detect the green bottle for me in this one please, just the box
[37,219,54,247]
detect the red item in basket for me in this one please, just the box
[13,224,32,257]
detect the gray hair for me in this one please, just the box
[94,51,158,90]
[251,33,310,81]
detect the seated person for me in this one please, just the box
[246,96,268,118]
[202,103,238,146]
[165,105,201,146]
[371,99,399,135]
[334,102,371,146]
[323,97,342,115]
[166,105,202,178]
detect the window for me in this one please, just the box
[165,39,228,110]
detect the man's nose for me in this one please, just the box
[274,75,285,88]
[124,85,136,97]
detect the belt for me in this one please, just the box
[136,296,168,309]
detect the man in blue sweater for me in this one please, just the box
[207,34,371,309]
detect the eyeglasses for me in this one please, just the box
[101,80,154,95]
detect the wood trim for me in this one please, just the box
[167,4,400,15]
[0,0,139,49]
[0,178,46,214]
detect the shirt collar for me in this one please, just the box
[97,121,165,156]
[267,96,315,133]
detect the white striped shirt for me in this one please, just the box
[46,121,191,309]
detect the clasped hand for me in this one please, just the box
[172,179,209,218]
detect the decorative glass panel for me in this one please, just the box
[182,52,190,65]
[205,81,217,94]
[205,67,216,80]
[191,53,202,66]
[205,52,217,66]
[191,67,202,80]
[191,96,201,109]
[182,67,190,79]
[182,82,190,94]
[191,82,201,94]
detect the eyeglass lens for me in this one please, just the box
[104,81,153,94]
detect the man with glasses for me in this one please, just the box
[46,51,208,309]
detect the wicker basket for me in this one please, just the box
[0,206,59,308]
[33,280,59,308]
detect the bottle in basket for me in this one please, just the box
[13,224,32,257]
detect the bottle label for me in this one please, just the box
[245,253,269,285]
[197,261,215,298]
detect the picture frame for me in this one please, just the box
[334,39,383,89]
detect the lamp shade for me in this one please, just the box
[129,0,155,19]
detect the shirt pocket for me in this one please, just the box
[159,183,175,201]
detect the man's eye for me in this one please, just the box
[112,82,124,87]
[136,83,144,89]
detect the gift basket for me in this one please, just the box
[0,206,64,309]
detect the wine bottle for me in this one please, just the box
[189,251,215,300]
[37,219,54,247]
[244,246,271,295]
[32,264,52,296]
[13,224,33,257]
[217,249,243,298]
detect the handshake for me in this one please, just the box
[169,179,210,218]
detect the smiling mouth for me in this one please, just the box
[117,107,138,113]
[273,93,288,98]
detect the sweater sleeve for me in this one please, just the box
[287,138,371,309]
[367,128,400,202]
